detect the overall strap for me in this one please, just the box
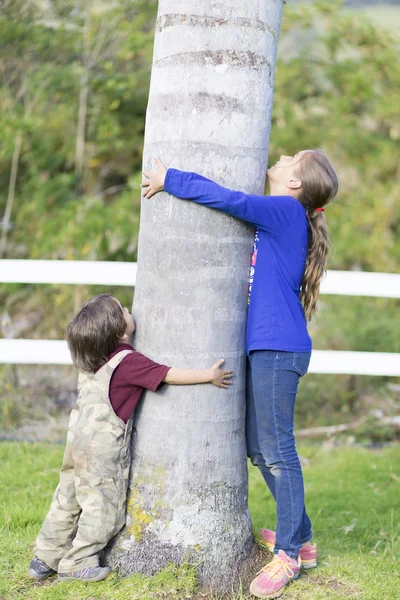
[77,349,133,389]
[94,349,133,387]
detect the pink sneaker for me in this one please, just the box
[249,550,301,599]
[258,529,317,569]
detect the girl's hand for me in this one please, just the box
[141,158,167,198]
[210,359,233,389]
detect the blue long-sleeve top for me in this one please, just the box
[164,168,312,354]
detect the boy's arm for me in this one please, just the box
[164,360,232,389]
[123,352,232,391]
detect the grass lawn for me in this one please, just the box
[0,442,399,599]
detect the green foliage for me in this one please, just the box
[272,1,400,273]
[0,0,157,263]
[0,442,399,599]
[0,367,21,429]
[353,417,398,443]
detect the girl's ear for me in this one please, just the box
[120,331,129,341]
[287,177,302,190]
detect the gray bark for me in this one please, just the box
[0,132,22,258]
[75,11,90,179]
[109,0,283,590]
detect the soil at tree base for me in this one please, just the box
[191,542,271,599]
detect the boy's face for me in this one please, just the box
[122,306,135,337]
[112,297,135,339]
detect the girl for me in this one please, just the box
[28,294,232,583]
[142,150,338,599]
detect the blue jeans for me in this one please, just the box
[246,350,312,560]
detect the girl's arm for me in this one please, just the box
[163,360,232,389]
[142,159,298,235]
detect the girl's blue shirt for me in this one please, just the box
[164,168,312,354]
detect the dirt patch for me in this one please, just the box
[282,574,361,599]
[190,542,272,599]
[313,576,360,596]
[236,542,273,596]
[189,554,361,599]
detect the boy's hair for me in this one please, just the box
[67,294,127,372]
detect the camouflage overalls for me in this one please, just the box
[35,350,133,572]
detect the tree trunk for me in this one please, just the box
[75,69,88,179]
[75,10,90,183]
[110,0,284,590]
[0,132,22,258]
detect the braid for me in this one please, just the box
[294,149,338,320]
[300,212,329,320]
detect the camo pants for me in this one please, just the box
[34,350,133,572]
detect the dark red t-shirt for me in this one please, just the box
[97,343,170,424]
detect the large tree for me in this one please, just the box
[110,0,285,589]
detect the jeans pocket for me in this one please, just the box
[292,352,311,377]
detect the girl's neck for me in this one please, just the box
[268,182,300,199]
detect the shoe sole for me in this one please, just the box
[259,540,317,570]
[249,572,300,599]
[28,569,55,581]
[301,558,317,569]
[58,570,111,582]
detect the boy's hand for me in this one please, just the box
[163,362,233,387]
[141,157,167,198]
[210,359,233,389]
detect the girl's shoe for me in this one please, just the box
[28,557,56,581]
[250,550,301,599]
[58,566,111,582]
[258,528,317,569]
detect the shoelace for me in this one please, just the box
[257,557,295,582]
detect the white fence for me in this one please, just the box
[1,260,399,376]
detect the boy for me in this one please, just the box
[29,294,232,582]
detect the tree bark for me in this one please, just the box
[75,10,90,182]
[75,69,88,179]
[109,0,284,590]
[0,132,22,258]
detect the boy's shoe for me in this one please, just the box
[28,557,56,581]
[258,528,317,569]
[250,550,301,599]
[58,566,111,582]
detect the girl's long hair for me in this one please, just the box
[294,149,339,320]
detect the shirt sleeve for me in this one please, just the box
[124,352,171,392]
[164,168,299,235]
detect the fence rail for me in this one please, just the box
[1,259,400,297]
[0,339,398,377]
[1,260,399,375]
[0,259,137,286]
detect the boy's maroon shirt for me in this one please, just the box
[96,343,170,424]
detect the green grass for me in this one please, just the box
[0,442,399,599]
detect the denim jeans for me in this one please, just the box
[246,350,312,559]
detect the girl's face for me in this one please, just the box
[267,152,306,191]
